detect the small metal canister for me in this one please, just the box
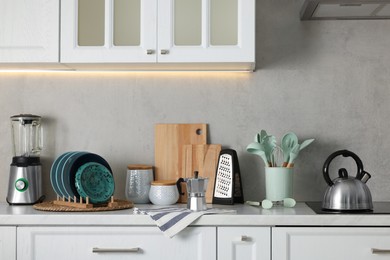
[126,165,154,204]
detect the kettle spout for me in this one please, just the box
[361,171,371,183]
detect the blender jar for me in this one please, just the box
[11,114,42,157]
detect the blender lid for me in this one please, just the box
[11,114,41,124]
[11,114,41,120]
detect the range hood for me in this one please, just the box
[301,0,390,20]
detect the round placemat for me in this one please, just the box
[33,199,133,212]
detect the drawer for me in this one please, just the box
[17,226,216,260]
[273,227,390,260]
[217,227,270,260]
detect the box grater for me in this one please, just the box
[212,149,244,205]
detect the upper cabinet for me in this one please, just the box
[157,0,255,65]
[61,0,157,64]
[61,0,255,70]
[0,0,60,64]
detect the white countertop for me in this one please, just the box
[1,202,390,226]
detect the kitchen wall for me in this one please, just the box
[1,0,389,203]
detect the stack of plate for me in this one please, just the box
[50,151,115,204]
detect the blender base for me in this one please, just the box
[6,195,45,205]
[6,163,43,205]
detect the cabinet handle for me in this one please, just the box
[160,49,169,55]
[92,247,140,253]
[372,248,390,254]
[146,49,154,55]
[240,235,250,242]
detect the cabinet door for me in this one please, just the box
[17,226,216,260]
[61,0,157,63]
[0,0,59,63]
[158,0,255,65]
[218,227,270,260]
[0,226,16,260]
[273,227,390,260]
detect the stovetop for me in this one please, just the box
[306,202,390,214]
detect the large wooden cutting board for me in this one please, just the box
[154,124,207,181]
[180,144,222,203]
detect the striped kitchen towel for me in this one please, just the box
[133,206,235,238]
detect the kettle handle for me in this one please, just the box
[323,150,364,186]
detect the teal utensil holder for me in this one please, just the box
[262,167,296,209]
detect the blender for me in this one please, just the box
[6,114,44,205]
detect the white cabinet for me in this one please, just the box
[0,0,59,63]
[0,226,16,260]
[17,226,216,260]
[61,0,255,70]
[273,227,390,260]
[157,0,255,65]
[217,227,271,260]
[61,0,157,64]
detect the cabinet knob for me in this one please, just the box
[92,247,140,253]
[160,49,169,55]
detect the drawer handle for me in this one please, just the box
[92,247,140,253]
[240,235,251,242]
[160,49,169,55]
[146,49,154,55]
[372,248,390,254]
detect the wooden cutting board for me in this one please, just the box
[154,124,207,181]
[180,144,222,203]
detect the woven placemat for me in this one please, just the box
[33,199,133,212]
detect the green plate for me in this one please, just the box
[75,162,115,204]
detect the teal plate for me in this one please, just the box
[50,152,71,198]
[51,152,75,198]
[75,162,115,204]
[61,151,88,200]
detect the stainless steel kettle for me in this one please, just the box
[322,150,373,211]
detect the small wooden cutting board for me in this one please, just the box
[154,124,207,181]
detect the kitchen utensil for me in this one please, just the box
[287,144,300,168]
[299,138,315,151]
[126,164,154,204]
[75,162,115,204]
[181,144,221,203]
[270,145,284,167]
[180,171,209,211]
[149,180,180,205]
[262,135,277,164]
[262,167,295,209]
[212,149,244,205]
[154,124,207,181]
[7,114,45,205]
[281,132,298,167]
[254,129,268,143]
[322,150,373,211]
[246,142,270,166]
